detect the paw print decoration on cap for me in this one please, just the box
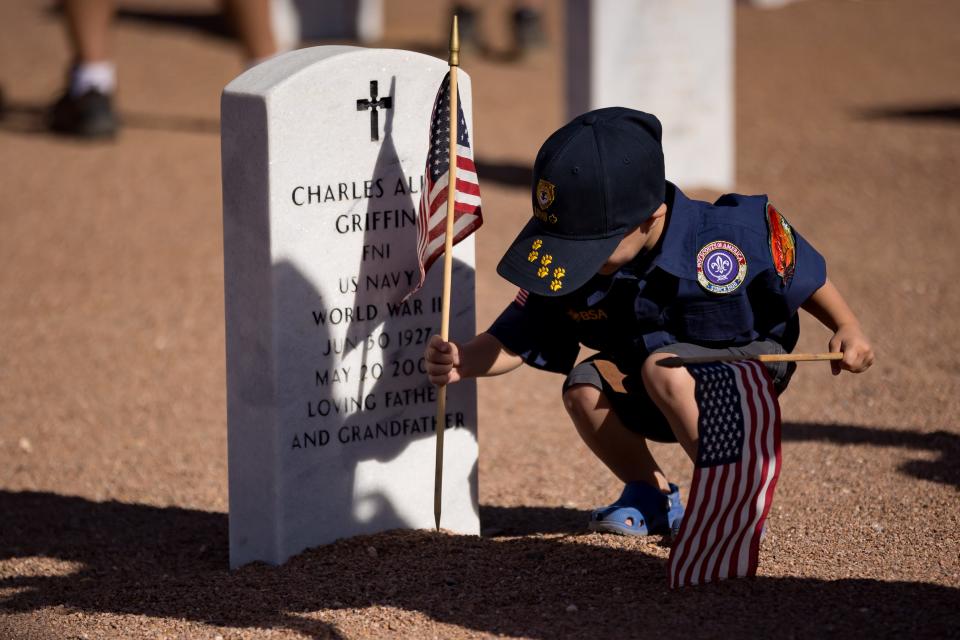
[496,107,666,297]
[528,239,566,291]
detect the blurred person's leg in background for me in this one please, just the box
[511,0,545,53]
[50,0,118,138]
[222,0,279,65]
[50,0,282,139]
[450,0,546,58]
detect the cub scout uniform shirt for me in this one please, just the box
[487,184,827,374]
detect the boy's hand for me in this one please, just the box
[828,323,874,375]
[425,335,462,386]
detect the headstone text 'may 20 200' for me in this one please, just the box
[222,47,479,569]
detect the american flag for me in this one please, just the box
[667,361,782,589]
[406,72,482,301]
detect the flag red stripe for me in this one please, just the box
[707,380,748,582]
[429,188,480,218]
[429,187,447,215]
[667,362,781,588]
[420,218,482,276]
[425,211,480,243]
[456,179,481,195]
[730,361,770,578]
[707,364,761,583]
[688,464,729,586]
[748,362,781,576]
[747,361,777,575]
[673,465,715,587]
[705,366,752,583]
[674,472,705,587]
[725,361,764,579]
[702,458,741,583]
[451,220,481,245]
[740,362,769,576]
[405,73,483,302]
[669,468,699,588]
[717,363,763,580]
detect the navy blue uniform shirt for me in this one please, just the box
[487,184,827,374]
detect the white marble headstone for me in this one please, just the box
[221,46,480,569]
[565,0,734,190]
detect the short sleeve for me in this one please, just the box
[782,227,827,314]
[486,291,581,374]
[764,202,827,315]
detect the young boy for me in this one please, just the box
[425,107,874,537]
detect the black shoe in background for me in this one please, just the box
[48,88,118,139]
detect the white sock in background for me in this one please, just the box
[69,61,116,97]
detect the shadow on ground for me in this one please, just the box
[0,100,533,191]
[783,422,960,489]
[474,159,532,188]
[44,5,234,41]
[856,102,960,124]
[480,504,587,537]
[1,489,956,639]
[0,100,220,137]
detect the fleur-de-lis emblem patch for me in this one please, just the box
[696,240,747,294]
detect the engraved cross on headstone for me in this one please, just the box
[356,80,393,142]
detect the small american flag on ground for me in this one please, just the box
[406,72,482,300]
[667,360,782,589]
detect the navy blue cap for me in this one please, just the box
[497,107,666,296]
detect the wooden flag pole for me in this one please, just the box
[658,352,844,367]
[434,15,460,531]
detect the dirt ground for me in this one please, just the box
[1,0,958,638]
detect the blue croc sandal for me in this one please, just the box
[589,481,685,537]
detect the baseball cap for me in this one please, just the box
[496,107,666,296]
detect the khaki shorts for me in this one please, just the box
[562,340,795,443]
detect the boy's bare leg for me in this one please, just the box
[221,0,278,62]
[641,353,699,461]
[63,0,115,63]
[562,384,670,493]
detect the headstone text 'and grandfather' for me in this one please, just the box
[222,47,480,569]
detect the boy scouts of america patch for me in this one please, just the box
[765,202,796,286]
[696,240,747,294]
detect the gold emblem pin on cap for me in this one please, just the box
[536,179,556,210]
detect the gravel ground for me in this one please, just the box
[1,0,958,638]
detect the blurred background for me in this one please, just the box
[0,1,958,638]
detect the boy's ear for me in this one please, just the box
[641,203,667,230]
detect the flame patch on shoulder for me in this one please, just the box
[766,202,796,286]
